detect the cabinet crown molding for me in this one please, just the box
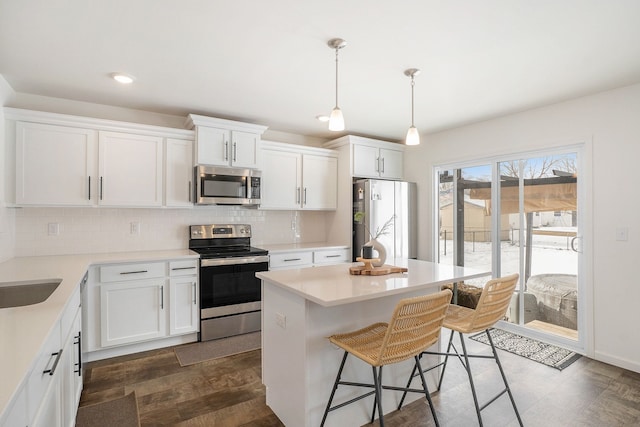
[5,107,194,139]
[185,114,268,134]
[261,140,337,157]
[323,134,404,151]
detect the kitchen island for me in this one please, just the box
[257,258,489,427]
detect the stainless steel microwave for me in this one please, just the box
[194,165,261,206]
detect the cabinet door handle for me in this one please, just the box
[171,266,196,271]
[224,141,229,161]
[74,331,82,376]
[375,157,380,172]
[43,349,63,376]
[233,142,237,162]
[284,258,301,262]
[119,270,148,275]
[296,187,301,204]
[192,282,197,305]
[381,157,385,173]
[303,188,307,205]
[99,176,103,200]
[88,176,91,200]
[188,181,192,202]
[160,285,164,309]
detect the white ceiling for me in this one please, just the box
[1,1,640,141]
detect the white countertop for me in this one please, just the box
[0,249,198,418]
[256,258,490,307]
[259,242,348,253]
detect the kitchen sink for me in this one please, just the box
[0,279,62,308]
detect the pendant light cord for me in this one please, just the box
[335,47,340,108]
[410,76,415,127]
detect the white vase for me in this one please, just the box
[366,238,386,267]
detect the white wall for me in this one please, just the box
[404,83,640,373]
[0,76,16,261]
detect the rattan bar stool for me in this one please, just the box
[320,289,452,427]
[399,274,523,427]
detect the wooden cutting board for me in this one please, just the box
[349,264,408,276]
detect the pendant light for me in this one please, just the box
[328,38,347,131]
[404,68,421,145]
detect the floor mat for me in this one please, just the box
[469,328,581,370]
[76,391,140,427]
[174,331,261,366]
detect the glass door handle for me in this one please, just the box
[570,236,581,253]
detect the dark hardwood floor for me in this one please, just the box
[80,336,640,426]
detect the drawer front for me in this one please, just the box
[269,251,313,269]
[100,262,165,283]
[313,248,350,265]
[169,259,199,277]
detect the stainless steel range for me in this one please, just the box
[189,224,269,341]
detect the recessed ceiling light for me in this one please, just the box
[316,115,330,122]
[111,73,135,84]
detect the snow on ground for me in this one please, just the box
[437,234,578,287]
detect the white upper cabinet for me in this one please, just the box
[7,108,195,208]
[187,114,267,169]
[352,143,403,180]
[302,154,338,209]
[325,135,405,180]
[261,148,302,209]
[260,141,337,210]
[165,138,194,207]
[98,131,164,207]
[15,122,97,206]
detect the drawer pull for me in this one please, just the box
[171,266,196,271]
[284,258,302,262]
[43,349,63,376]
[325,255,341,258]
[74,331,82,376]
[119,270,148,275]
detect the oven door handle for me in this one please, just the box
[200,255,269,267]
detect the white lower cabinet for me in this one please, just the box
[169,260,198,336]
[29,289,82,427]
[269,247,350,270]
[85,258,199,355]
[100,279,167,347]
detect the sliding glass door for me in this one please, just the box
[436,148,582,349]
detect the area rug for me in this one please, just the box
[174,331,261,366]
[469,328,581,370]
[75,391,140,427]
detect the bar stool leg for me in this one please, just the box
[320,351,349,427]
[372,366,385,427]
[486,330,524,427]
[414,355,440,427]
[458,331,483,426]
[437,329,456,391]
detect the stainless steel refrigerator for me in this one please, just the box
[353,179,417,262]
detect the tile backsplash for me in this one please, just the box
[14,207,328,256]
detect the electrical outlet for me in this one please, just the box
[275,312,286,329]
[616,227,629,241]
[130,221,141,235]
[48,223,59,236]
